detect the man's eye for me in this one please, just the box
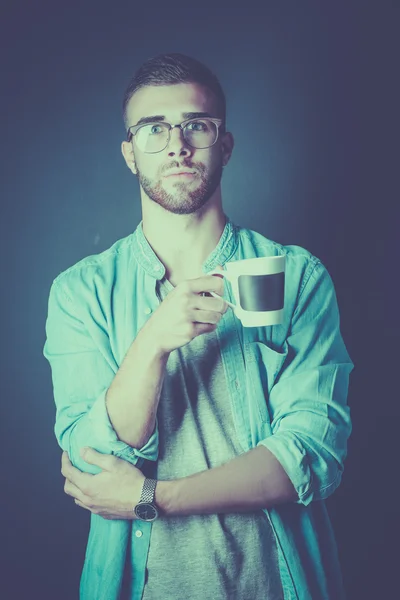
[187,121,207,131]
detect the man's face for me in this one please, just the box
[122,82,233,215]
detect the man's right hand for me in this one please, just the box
[143,272,229,356]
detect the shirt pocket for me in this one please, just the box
[245,340,289,426]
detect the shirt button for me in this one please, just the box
[144,307,152,315]
[135,530,143,538]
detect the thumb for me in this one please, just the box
[80,447,110,468]
[213,264,225,277]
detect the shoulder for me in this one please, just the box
[235,223,337,332]
[50,233,135,300]
[237,224,322,286]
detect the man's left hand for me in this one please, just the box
[61,448,146,520]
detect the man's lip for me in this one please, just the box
[164,172,196,177]
[165,173,196,179]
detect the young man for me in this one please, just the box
[43,53,354,600]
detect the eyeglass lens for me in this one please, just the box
[135,119,217,153]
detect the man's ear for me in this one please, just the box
[121,141,137,176]
[221,131,234,168]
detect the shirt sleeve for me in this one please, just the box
[43,277,159,475]
[257,259,354,506]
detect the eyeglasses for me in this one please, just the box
[126,117,223,154]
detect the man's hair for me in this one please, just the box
[122,53,226,134]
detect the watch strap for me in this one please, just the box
[138,478,157,504]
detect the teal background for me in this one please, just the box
[0,1,397,598]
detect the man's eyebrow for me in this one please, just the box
[135,112,215,127]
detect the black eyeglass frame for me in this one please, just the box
[126,117,224,153]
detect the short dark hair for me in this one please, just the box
[122,53,226,133]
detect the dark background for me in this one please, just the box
[1,1,398,599]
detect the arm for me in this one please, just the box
[155,445,297,517]
[257,259,354,506]
[60,444,296,520]
[43,278,164,474]
[160,259,354,512]
[105,324,168,449]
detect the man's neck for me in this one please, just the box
[142,209,227,286]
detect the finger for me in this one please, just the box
[61,451,69,470]
[64,478,92,504]
[61,454,93,490]
[209,292,234,311]
[61,451,74,477]
[191,309,223,325]
[80,447,117,470]
[74,499,91,511]
[196,295,227,314]
[193,321,218,335]
[190,276,225,297]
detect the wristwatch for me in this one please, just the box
[134,478,160,521]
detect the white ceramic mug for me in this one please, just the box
[207,255,286,327]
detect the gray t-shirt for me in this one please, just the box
[140,277,284,600]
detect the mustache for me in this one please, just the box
[161,162,214,176]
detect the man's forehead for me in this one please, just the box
[127,82,218,123]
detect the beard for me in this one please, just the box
[136,160,224,215]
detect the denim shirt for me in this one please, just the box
[43,216,354,600]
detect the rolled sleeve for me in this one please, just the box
[43,278,159,474]
[257,260,354,506]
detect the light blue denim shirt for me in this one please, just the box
[43,216,354,600]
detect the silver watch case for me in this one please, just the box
[134,502,159,521]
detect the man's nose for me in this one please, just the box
[167,126,192,156]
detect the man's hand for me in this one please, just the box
[61,448,146,520]
[143,267,228,355]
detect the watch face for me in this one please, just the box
[135,503,158,521]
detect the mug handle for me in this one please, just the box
[206,268,237,309]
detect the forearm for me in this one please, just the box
[155,445,298,517]
[105,323,169,448]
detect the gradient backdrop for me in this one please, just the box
[1,1,397,599]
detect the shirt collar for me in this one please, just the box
[131,215,239,280]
